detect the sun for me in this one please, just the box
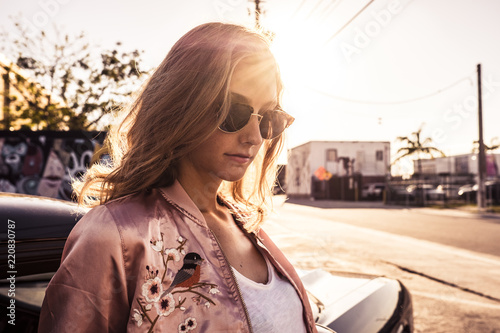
[266,18,341,144]
[267,15,343,105]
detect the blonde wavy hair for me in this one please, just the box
[73,22,287,231]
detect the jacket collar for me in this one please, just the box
[158,180,254,232]
[158,180,206,225]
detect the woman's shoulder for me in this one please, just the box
[75,188,183,239]
[68,192,150,242]
[101,189,167,224]
[65,191,166,257]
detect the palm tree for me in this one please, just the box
[472,137,500,154]
[393,125,445,205]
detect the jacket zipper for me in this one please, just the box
[209,229,254,333]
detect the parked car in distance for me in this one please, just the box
[458,181,500,204]
[424,186,444,201]
[404,184,436,201]
[426,184,462,201]
[361,183,386,200]
[0,193,413,333]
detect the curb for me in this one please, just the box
[408,207,500,220]
[279,197,500,219]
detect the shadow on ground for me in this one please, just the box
[283,196,406,209]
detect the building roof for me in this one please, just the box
[291,140,391,150]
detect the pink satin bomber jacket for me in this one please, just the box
[38,181,318,333]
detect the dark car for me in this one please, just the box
[458,181,500,204]
[361,183,386,201]
[0,193,413,333]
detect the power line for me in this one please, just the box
[324,0,376,45]
[318,0,343,24]
[290,0,343,25]
[308,73,474,105]
[303,0,330,22]
[290,0,308,19]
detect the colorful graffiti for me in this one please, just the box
[0,131,106,201]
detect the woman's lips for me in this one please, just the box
[226,154,251,164]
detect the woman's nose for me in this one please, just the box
[240,114,263,145]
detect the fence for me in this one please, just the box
[311,174,364,201]
[385,173,500,206]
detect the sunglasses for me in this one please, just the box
[219,102,295,139]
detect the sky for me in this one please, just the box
[1,0,499,173]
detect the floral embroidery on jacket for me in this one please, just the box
[178,317,197,332]
[132,234,220,332]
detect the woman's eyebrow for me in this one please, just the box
[230,92,277,108]
[230,92,251,103]
[261,99,278,109]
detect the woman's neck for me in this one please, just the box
[177,172,223,215]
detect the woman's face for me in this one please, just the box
[178,57,278,186]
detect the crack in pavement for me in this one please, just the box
[383,261,500,303]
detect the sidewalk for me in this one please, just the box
[282,196,500,220]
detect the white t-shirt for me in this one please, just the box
[232,255,307,333]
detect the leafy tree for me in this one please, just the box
[0,17,148,131]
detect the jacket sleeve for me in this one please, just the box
[38,205,131,333]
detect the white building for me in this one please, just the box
[415,153,500,178]
[286,141,391,198]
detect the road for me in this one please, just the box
[289,203,500,257]
[265,198,500,333]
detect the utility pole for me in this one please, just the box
[253,0,262,29]
[477,63,486,210]
[2,66,11,130]
[250,0,274,40]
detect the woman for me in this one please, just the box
[39,22,317,333]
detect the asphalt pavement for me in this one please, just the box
[266,197,500,331]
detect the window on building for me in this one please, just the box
[375,150,383,161]
[326,149,337,162]
[455,156,469,174]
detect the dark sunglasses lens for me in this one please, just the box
[260,111,290,139]
[220,104,253,132]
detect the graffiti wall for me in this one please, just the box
[0,131,106,201]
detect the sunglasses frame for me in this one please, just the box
[218,102,295,140]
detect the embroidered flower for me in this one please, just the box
[209,287,220,294]
[145,265,160,279]
[178,323,188,333]
[185,317,197,329]
[155,293,175,317]
[150,239,164,252]
[178,317,197,332]
[176,236,187,255]
[142,277,163,303]
[165,248,181,261]
[204,301,210,309]
[132,309,143,327]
